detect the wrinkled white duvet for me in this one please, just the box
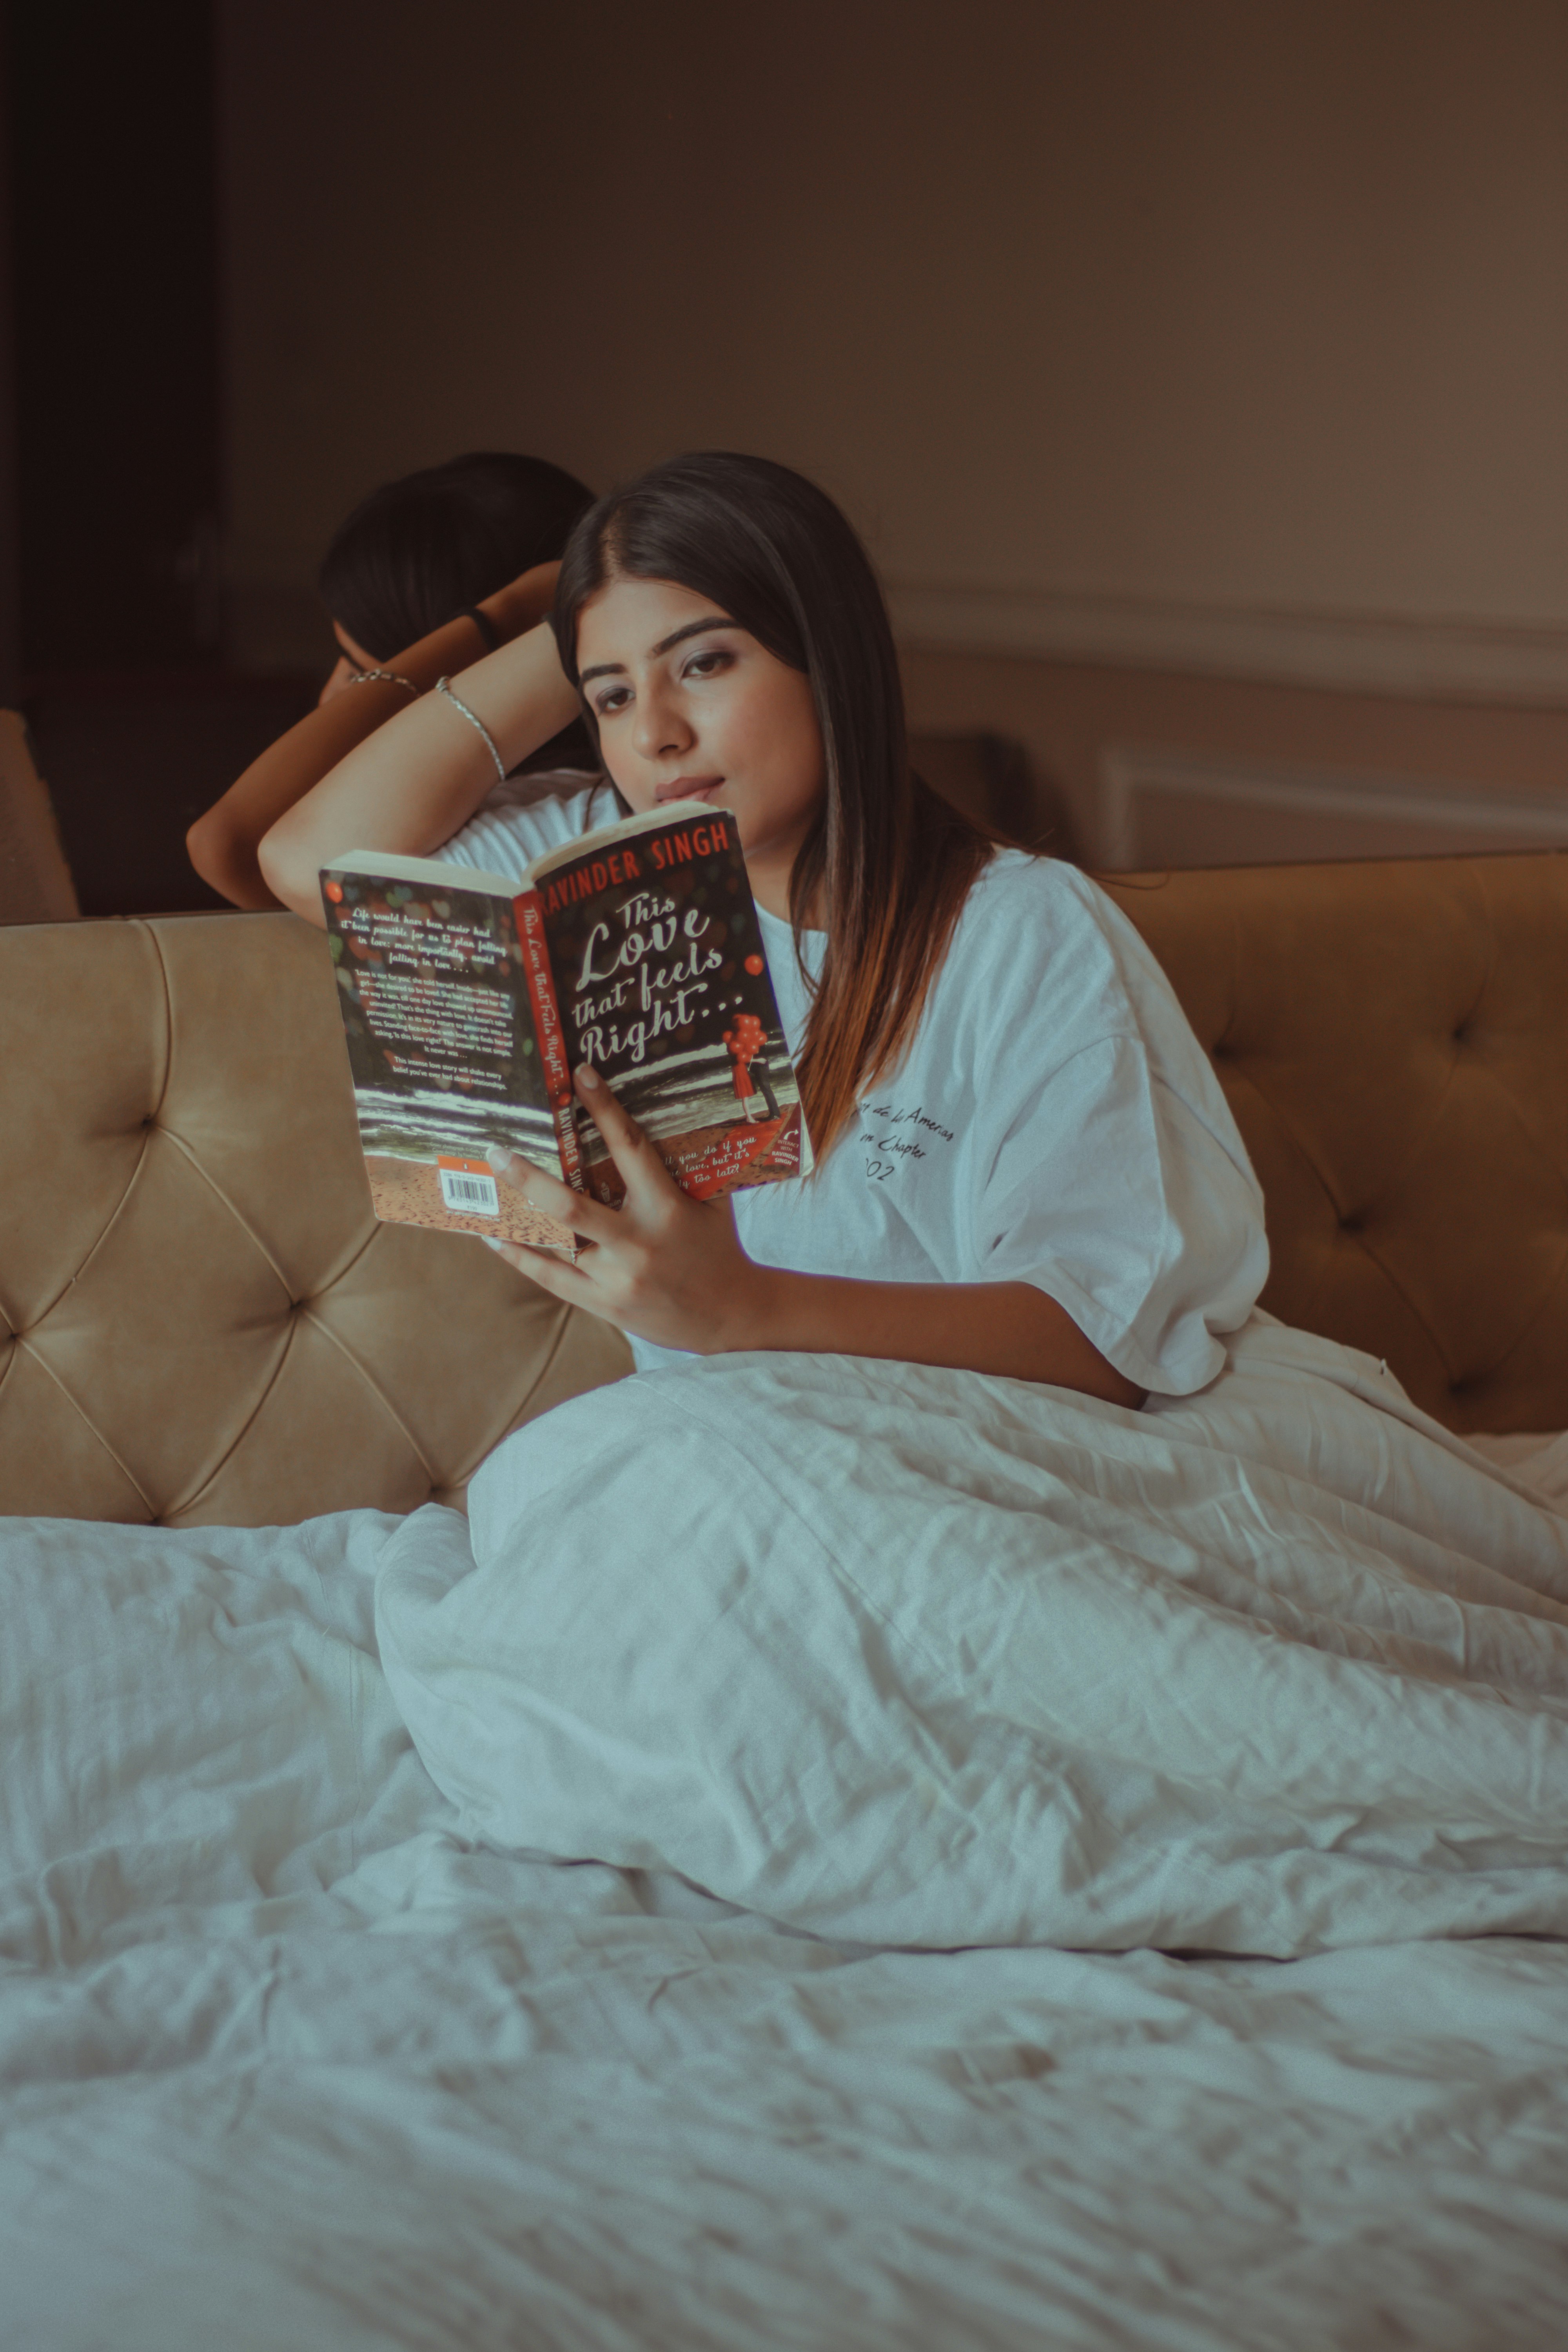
[5,1317,1568,2349]
[383,1317,1568,1955]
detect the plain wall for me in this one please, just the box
[219,0,1568,851]
[221,0,1568,637]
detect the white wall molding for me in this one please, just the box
[1097,745,1568,871]
[887,582,1568,708]
[229,541,1568,708]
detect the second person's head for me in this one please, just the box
[319,449,594,689]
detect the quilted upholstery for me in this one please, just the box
[0,913,631,1525]
[4,855,1566,1530]
[1102,853,1568,1433]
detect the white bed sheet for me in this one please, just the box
[5,1328,1568,2348]
[7,1903,1568,2350]
[1470,1423,1568,1504]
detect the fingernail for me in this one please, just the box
[485,1144,511,1172]
[481,1235,506,1252]
[577,1064,601,1091]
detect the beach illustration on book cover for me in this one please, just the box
[323,808,805,1250]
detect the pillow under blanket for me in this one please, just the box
[374,1329,1568,1955]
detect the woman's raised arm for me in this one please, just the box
[258,617,581,925]
[187,563,575,912]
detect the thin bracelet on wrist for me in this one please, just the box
[435,676,508,783]
[347,668,419,699]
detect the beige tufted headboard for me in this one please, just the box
[0,912,631,1525]
[1102,851,1568,1435]
[4,854,1568,1528]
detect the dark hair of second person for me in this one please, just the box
[323,452,597,773]
[321,451,594,658]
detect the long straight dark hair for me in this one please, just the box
[551,452,995,1156]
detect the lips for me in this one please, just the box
[655,777,726,804]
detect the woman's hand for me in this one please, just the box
[486,1068,1147,1406]
[485,1065,768,1355]
[317,652,360,707]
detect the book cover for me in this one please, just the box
[322,868,581,1252]
[321,800,808,1250]
[533,806,807,1207]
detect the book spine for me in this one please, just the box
[515,888,587,1195]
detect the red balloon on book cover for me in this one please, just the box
[744,953,764,975]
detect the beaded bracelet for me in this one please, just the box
[435,676,507,783]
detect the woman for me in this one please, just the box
[187,452,596,909]
[261,452,1267,1405]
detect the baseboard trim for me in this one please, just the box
[887,583,1568,708]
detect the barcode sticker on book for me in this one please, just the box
[438,1165,499,1215]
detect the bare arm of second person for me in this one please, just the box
[187,562,575,911]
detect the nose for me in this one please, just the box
[631,673,694,765]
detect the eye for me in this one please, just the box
[591,684,632,718]
[682,647,733,681]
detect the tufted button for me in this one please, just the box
[1338,1211,1363,1234]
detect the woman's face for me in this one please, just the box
[318,622,381,708]
[574,575,826,919]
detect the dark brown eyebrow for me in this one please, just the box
[579,615,740,686]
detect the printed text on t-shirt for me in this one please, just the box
[858,1101,956,1183]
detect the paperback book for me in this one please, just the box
[320,800,809,1254]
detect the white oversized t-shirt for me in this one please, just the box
[441,782,1269,1396]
